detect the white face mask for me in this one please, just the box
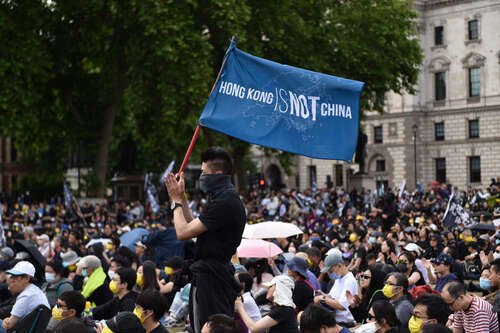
[108,270,115,280]
[494,252,500,260]
[353,321,377,333]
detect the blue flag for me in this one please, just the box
[199,43,365,161]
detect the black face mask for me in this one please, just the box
[199,174,231,193]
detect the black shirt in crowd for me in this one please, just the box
[292,280,314,312]
[198,188,246,263]
[267,305,299,333]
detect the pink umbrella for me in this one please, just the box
[237,239,283,258]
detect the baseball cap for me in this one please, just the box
[106,312,145,333]
[0,247,14,259]
[321,250,344,273]
[6,261,35,277]
[431,253,453,266]
[77,255,102,270]
[403,243,422,253]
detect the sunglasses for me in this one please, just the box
[360,274,372,280]
[396,260,407,265]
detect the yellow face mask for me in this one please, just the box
[465,236,474,243]
[109,280,119,294]
[408,315,425,333]
[52,306,65,321]
[307,258,313,267]
[164,266,174,276]
[102,326,114,333]
[106,243,113,250]
[68,264,77,272]
[382,284,396,298]
[136,274,144,286]
[133,307,145,324]
[349,233,357,243]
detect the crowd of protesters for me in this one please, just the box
[0,172,499,333]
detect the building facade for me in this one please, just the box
[363,0,500,191]
[259,0,500,193]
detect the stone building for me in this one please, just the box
[363,0,500,191]
[256,0,500,193]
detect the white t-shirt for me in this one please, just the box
[242,291,261,331]
[328,272,358,324]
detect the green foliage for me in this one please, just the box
[0,0,422,195]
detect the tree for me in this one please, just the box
[0,0,422,196]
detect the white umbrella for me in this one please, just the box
[85,238,111,248]
[243,221,303,239]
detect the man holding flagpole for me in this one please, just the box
[165,146,246,333]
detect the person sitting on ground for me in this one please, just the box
[408,294,450,333]
[314,250,358,328]
[383,272,413,333]
[441,281,499,333]
[45,259,74,307]
[201,314,239,333]
[93,267,137,320]
[299,303,351,333]
[347,267,387,323]
[367,300,401,333]
[236,272,261,333]
[134,289,169,333]
[235,275,298,333]
[422,254,458,292]
[47,290,95,333]
[287,256,314,312]
[73,255,113,307]
[0,261,50,332]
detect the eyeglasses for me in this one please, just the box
[360,275,372,280]
[445,297,458,306]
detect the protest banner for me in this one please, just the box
[178,37,364,173]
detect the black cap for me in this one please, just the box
[0,260,11,272]
[106,312,145,333]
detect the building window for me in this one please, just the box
[335,165,343,187]
[468,20,478,40]
[469,156,481,183]
[434,26,444,45]
[435,122,445,141]
[435,72,446,101]
[469,119,479,138]
[435,158,446,183]
[308,165,317,189]
[374,126,383,144]
[376,160,386,172]
[469,67,480,97]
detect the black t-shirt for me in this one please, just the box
[267,306,299,333]
[292,280,314,312]
[198,189,246,262]
[150,324,169,333]
[354,245,368,272]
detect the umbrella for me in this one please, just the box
[242,221,303,239]
[13,239,46,284]
[237,239,283,258]
[85,238,111,248]
[469,223,495,232]
[120,228,150,251]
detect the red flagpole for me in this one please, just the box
[177,35,237,174]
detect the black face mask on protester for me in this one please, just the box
[199,174,231,193]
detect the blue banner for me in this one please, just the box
[199,43,365,161]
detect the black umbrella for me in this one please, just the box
[13,239,46,284]
[469,223,495,232]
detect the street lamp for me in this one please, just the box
[412,124,418,188]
